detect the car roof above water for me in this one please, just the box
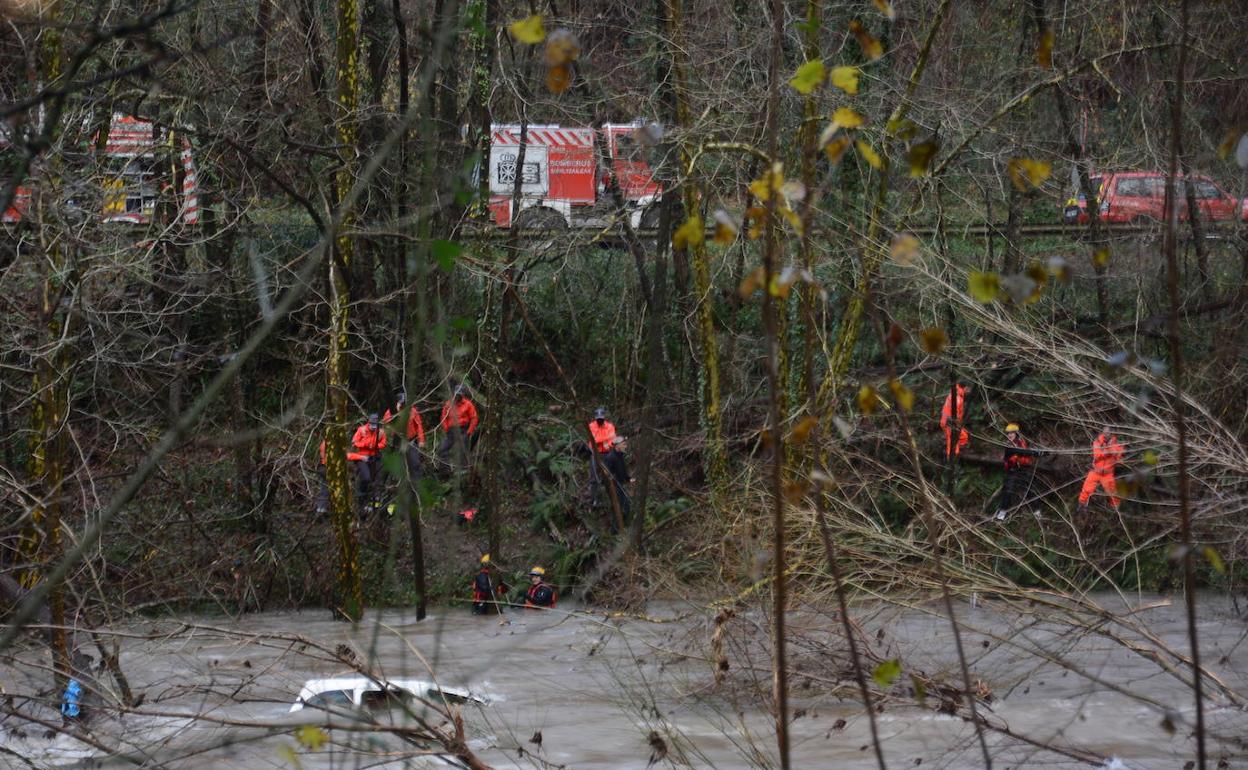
[290,677,486,712]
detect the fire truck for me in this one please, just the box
[486,121,661,230]
[2,114,199,226]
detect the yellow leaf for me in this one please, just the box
[749,163,785,203]
[824,135,852,163]
[782,481,809,503]
[544,28,580,66]
[790,416,819,444]
[890,233,920,264]
[1142,449,1159,466]
[1046,255,1071,284]
[872,658,902,687]
[739,266,765,299]
[278,744,303,769]
[830,66,860,95]
[776,267,807,298]
[744,206,767,239]
[919,327,947,355]
[546,64,572,93]
[849,20,883,61]
[907,140,938,178]
[873,0,896,21]
[779,205,804,235]
[888,376,918,411]
[508,14,545,44]
[294,725,328,750]
[712,209,739,245]
[1203,546,1226,575]
[857,385,880,415]
[1217,129,1243,160]
[1036,27,1055,68]
[768,271,792,299]
[967,271,1000,303]
[673,215,703,250]
[1033,25,1053,68]
[789,59,826,94]
[1092,247,1110,268]
[889,379,914,412]
[831,106,866,131]
[855,140,883,169]
[1007,157,1052,191]
[886,117,917,140]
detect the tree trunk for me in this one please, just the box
[667,0,726,492]
[1003,182,1023,274]
[328,0,364,622]
[761,0,789,764]
[20,17,74,690]
[1180,160,1210,298]
[629,0,677,552]
[793,0,822,470]
[481,274,509,560]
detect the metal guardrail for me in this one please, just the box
[466,220,1244,241]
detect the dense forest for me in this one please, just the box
[2,0,1247,767]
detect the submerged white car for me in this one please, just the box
[289,677,486,713]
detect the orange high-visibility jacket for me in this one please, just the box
[441,397,479,435]
[384,407,426,445]
[1091,433,1122,472]
[1004,436,1034,471]
[351,424,387,458]
[940,384,966,428]
[588,420,617,453]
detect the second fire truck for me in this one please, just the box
[486,121,661,230]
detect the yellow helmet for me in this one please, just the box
[1005,423,1020,433]
[480,554,491,565]
[528,566,546,577]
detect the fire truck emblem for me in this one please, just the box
[497,153,540,185]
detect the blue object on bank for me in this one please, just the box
[60,679,82,719]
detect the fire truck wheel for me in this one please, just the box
[514,207,566,231]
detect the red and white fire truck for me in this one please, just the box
[486,120,661,230]
[2,114,199,226]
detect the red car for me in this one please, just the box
[1063,171,1246,225]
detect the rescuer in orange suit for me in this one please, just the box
[587,407,617,505]
[940,383,969,458]
[521,566,557,609]
[314,436,330,514]
[588,407,617,453]
[384,390,425,486]
[350,413,387,508]
[1077,427,1122,514]
[995,422,1037,521]
[438,385,480,464]
[471,554,508,615]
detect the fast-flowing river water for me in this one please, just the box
[3,593,1246,769]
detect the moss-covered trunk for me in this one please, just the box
[667,0,726,492]
[328,0,363,621]
[22,18,74,688]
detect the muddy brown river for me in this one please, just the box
[3,593,1246,769]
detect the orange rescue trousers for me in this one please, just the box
[944,426,968,458]
[1078,469,1119,508]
